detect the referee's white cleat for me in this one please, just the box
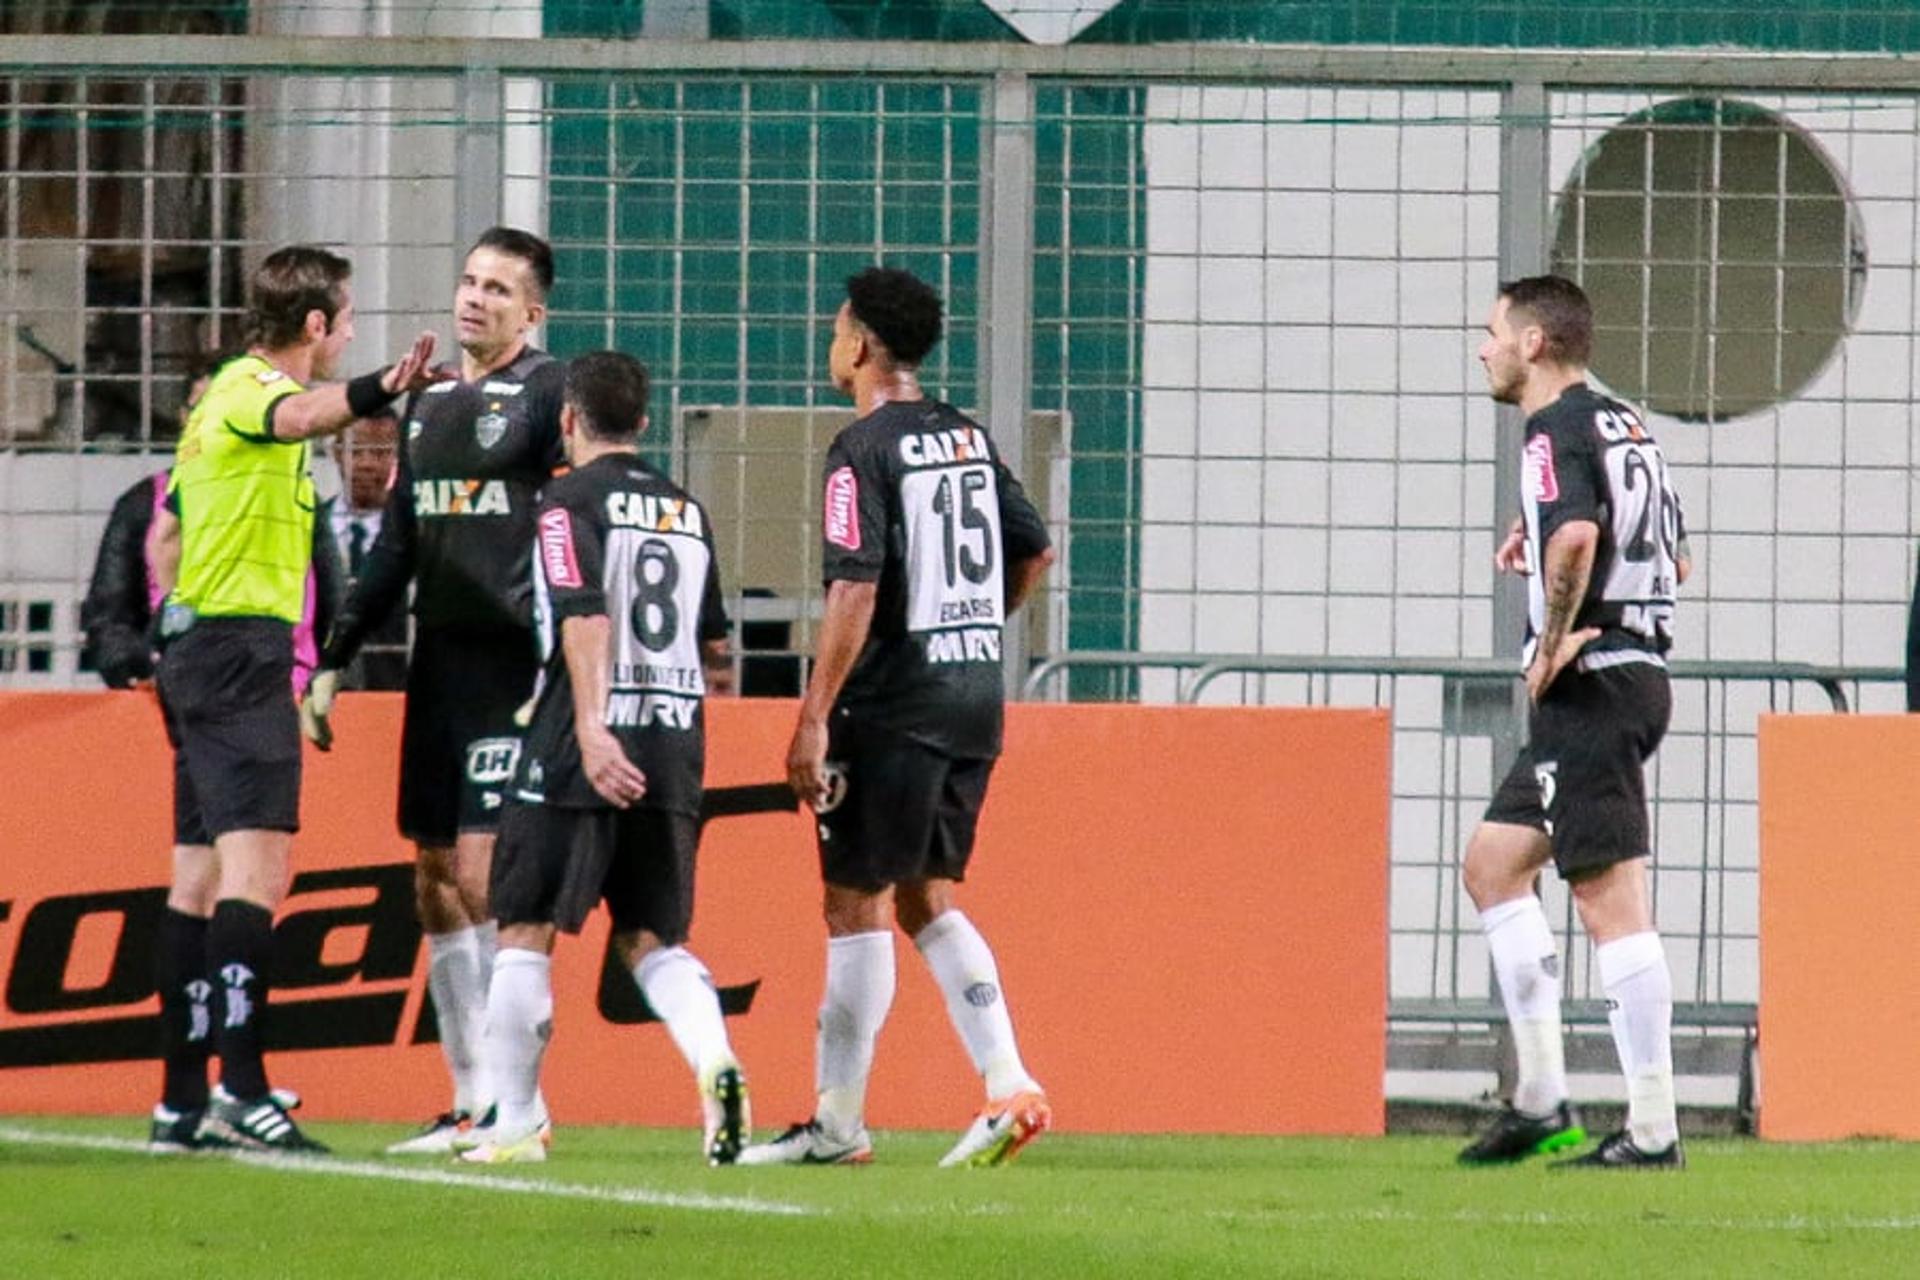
[701,1063,751,1166]
[735,1119,873,1166]
[938,1090,1052,1168]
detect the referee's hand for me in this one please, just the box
[379,331,443,397]
[299,669,342,752]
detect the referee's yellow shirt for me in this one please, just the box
[168,354,312,623]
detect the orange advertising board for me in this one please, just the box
[1758,714,1920,1141]
[0,693,1389,1136]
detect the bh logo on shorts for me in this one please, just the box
[1534,761,1558,836]
[467,737,522,789]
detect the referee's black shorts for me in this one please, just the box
[156,617,301,842]
[491,799,701,941]
[397,626,538,847]
[1484,658,1672,881]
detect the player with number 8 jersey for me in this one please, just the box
[472,351,749,1168]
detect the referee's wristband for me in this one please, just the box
[346,369,399,419]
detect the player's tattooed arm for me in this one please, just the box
[1526,519,1601,704]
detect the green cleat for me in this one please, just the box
[1457,1101,1585,1165]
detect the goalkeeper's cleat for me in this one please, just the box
[148,1104,207,1154]
[198,1085,329,1154]
[701,1064,750,1166]
[939,1090,1052,1168]
[1457,1100,1585,1165]
[736,1119,873,1166]
[457,1124,549,1165]
[1551,1129,1685,1170]
[385,1109,479,1156]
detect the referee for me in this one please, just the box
[149,245,437,1152]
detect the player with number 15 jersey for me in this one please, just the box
[740,267,1055,1171]
[820,398,1050,761]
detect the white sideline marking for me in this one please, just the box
[1205,1206,1920,1232]
[0,1125,817,1217]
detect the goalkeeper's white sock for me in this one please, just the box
[915,910,1040,1102]
[1597,931,1679,1151]
[1481,895,1568,1117]
[426,925,489,1116]
[484,948,553,1140]
[815,930,894,1140]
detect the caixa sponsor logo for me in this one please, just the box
[0,784,795,1069]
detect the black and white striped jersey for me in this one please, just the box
[1519,382,1687,671]
[819,398,1051,760]
[512,452,728,815]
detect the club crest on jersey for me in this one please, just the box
[407,418,424,442]
[540,507,584,588]
[1524,434,1559,502]
[824,466,860,550]
[475,410,508,450]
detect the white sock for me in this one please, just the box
[1480,896,1567,1116]
[634,945,735,1081]
[427,925,489,1115]
[915,910,1039,1101]
[474,920,499,980]
[815,930,894,1139]
[483,948,552,1140]
[1597,931,1678,1151]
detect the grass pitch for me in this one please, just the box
[1,1117,1915,1277]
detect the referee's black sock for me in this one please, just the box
[157,908,212,1113]
[208,899,274,1101]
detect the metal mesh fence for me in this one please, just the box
[0,37,1914,1092]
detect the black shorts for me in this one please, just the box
[1484,658,1672,880]
[156,618,300,843]
[814,712,995,892]
[398,627,538,846]
[490,800,700,940]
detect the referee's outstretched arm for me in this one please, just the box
[269,331,440,443]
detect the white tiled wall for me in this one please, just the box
[1135,86,1916,1008]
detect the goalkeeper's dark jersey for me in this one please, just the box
[324,347,564,665]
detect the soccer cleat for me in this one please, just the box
[701,1064,751,1166]
[457,1105,552,1158]
[457,1124,550,1165]
[938,1090,1052,1168]
[197,1086,329,1154]
[1551,1128,1685,1170]
[735,1119,873,1166]
[385,1110,480,1156]
[1457,1101,1586,1165]
[148,1104,206,1154]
